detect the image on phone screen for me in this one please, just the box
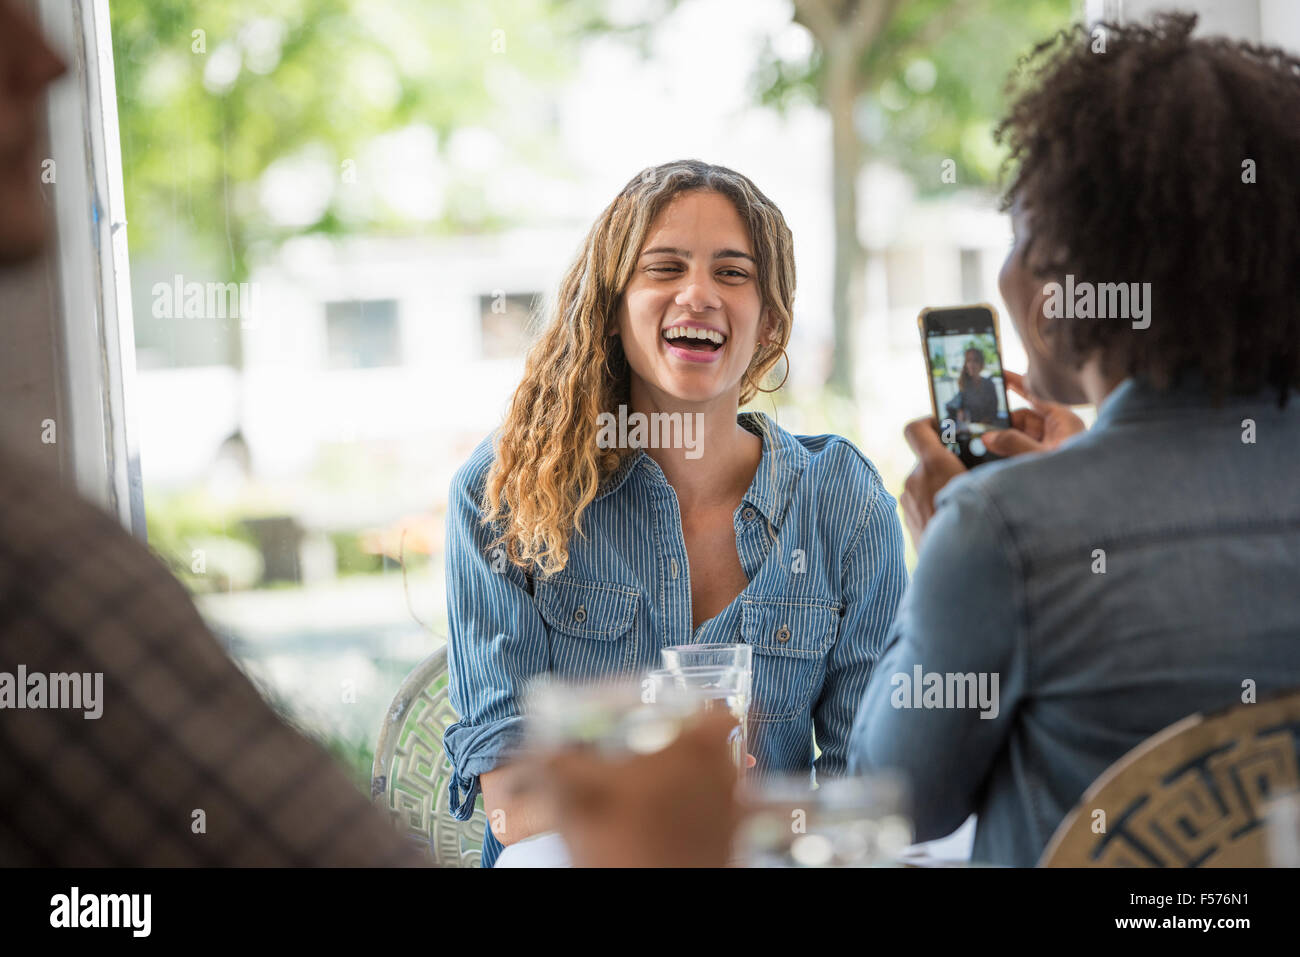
[919,305,1011,469]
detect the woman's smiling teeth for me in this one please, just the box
[663,325,727,351]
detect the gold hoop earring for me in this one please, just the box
[754,344,790,393]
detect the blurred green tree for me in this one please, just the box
[755,0,1075,395]
[110,0,678,365]
[963,336,1001,371]
[930,347,946,376]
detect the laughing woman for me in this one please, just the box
[443,159,908,866]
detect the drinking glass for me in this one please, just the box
[661,642,753,682]
[646,665,750,772]
[511,676,701,865]
[736,772,913,867]
[522,674,697,758]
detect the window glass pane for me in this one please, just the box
[325,299,400,369]
[960,248,983,304]
[478,292,540,359]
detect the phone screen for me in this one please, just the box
[919,305,1012,469]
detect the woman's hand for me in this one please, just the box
[900,418,968,550]
[901,371,1090,548]
[981,370,1088,456]
[480,761,555,846]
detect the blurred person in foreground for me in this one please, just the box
[850,14,1300,866]
[0,0,736,868]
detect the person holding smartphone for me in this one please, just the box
[443,159,908,866]
[850,13,1300,867]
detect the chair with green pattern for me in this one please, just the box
[371,646,486,867]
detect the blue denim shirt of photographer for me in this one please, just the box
[849,377,1300,866]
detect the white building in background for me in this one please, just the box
[240,228,587,519]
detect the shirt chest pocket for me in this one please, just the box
[740,597,841,721]
[535,578,641,673]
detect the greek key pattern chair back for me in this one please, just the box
[1040,691,1300,866]
[372,646,486,867]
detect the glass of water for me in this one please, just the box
[646,665,750,772]
[736,772,913,867]
[661,642,753,681]
[522,674,698,759]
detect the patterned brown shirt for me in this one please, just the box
[0,452,423,866]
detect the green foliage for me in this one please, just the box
[756,0,1076,191]
[109,0,670,282]
[329,530,383,576]
[146,488,263,592]
[963,336,1001,372]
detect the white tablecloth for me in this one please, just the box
[490,815,977,868]
[493,831,573,868]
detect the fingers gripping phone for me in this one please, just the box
[918,304,1012,469]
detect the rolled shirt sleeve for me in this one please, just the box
[441,443,550,820]
[813,479,909,778]
[848,475,1026,841]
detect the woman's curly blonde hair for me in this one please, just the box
[482,159,797,577]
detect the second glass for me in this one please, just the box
[646,664,750,772]
[660,642,754,681]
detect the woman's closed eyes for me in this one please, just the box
[646,263,750,282]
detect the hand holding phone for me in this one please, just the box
[981,370,1088,457]
[901,357,1090,547]
[900,417,969,548]
[918,304,1012,469]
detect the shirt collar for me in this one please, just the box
[1093,375,1291,432]
[1090,378,1141,431]
[736,411,806,529]
[593,448,641,501]
[592,411,807,531]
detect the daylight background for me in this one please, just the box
[110,0,1078,786]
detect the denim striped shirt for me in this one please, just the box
[442,411,908,865]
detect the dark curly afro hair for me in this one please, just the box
[995,12,1300,405]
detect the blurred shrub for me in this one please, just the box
[330,530,384,576]
[147,489,264,592]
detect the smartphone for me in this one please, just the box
[918,304,1012,469]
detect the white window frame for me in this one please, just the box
[37,0,144,538]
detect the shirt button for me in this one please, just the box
[670,558,679,579]
[574,605,587,623]
[742,507,757,522]
[776,625,791,643]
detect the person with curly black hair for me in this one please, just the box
[851,13,1300,867]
